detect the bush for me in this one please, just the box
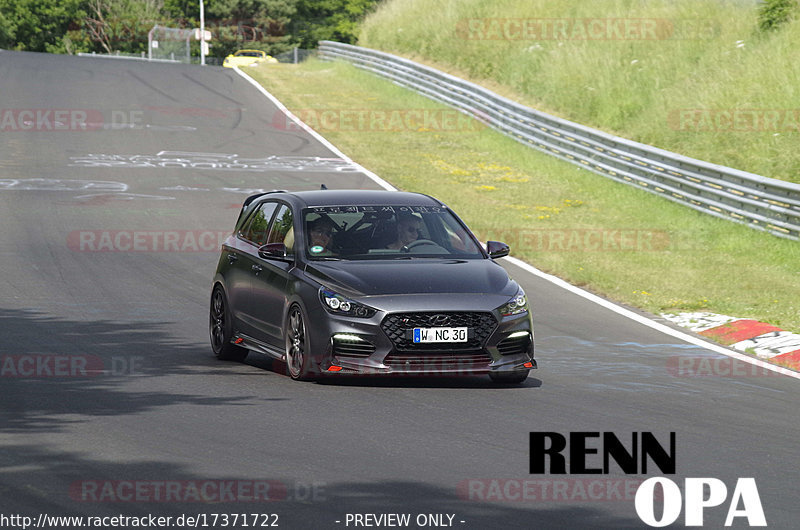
[758,0,798,32]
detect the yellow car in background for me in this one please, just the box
[222,50,278,68]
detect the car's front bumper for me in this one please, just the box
[305,302,535,377]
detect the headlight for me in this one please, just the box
[320,289,376,318]
[498,287,528,317]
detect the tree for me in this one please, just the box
[0,11,17,49]
[290,0,380,48]
[0,0,379,57]
[202,0,298,57]
[163,0,199,21]
[82,0,169,54]
[0,0,86,53]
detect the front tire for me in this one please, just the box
[489,371,529,384]
[209,285,248,362]
[285,304,313,381]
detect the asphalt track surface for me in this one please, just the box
[1,50,799,529]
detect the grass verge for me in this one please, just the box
[245,59,800,332]
[359,0,800,185]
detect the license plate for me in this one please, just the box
[413,327,468,343]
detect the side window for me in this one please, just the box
[266,204,294,253]
[240,202,278,245]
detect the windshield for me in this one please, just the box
[303,206,485,260]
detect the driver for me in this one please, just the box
[386,213,423,250]
[307,216,337,256]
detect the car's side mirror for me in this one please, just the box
[258,243,290,260]
[486,240,510,259]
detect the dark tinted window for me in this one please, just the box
[266,205,294,252]
[240,202,278,245]
[302,206,484,260]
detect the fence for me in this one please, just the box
[148,25,192,63]
[318,41,800,241]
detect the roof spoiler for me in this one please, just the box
[242,189,287,208]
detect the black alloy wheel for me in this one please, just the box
[285,304,313,380]
[210,285,248,362]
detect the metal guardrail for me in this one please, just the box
[77,52,182,63]
[318,41,800,241]
[77,51,225,65]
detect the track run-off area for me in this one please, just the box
[1,50,799,529]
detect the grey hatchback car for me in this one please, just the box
[210,189,536,383]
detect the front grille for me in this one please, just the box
[381,312,498,352]
[384,352,492,370]
[497,334,532,356]
[332,336,376,358]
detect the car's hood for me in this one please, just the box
[303,259,516,299]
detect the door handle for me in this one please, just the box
[227,254,238,263]
[251,264,263,274]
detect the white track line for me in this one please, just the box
[233,66,395,191]
[235,66,800,381]
[506,257,800,379]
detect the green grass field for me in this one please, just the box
[245,59,800,332]
[359,0,800,185]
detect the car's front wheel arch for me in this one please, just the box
[284,302,315,381]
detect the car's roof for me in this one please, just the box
[264,190,446,208]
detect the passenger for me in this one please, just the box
[386,214,423,250]
[307,216,337,255]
